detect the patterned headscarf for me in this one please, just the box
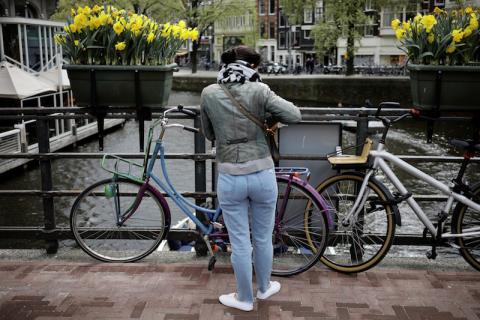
[217,60,262,84]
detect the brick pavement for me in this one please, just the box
[0,259,479,320]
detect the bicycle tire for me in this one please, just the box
[451,182,480,271]
[316,173,396,273]
[271,177,329,277]
[70,178,170,262]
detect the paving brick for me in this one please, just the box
[0,260,479,319]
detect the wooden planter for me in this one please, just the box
[407,64,480,113]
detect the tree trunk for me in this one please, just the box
[346,23,355,76]
[191,40,199,74]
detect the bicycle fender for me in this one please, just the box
[277,175,334,228]
[341,171,402,227]
[144,182,172,232]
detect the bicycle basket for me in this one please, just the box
[101,154,145,183]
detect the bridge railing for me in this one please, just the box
[0,106,478,254]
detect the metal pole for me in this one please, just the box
[48,27,53,68]
[36,117,59,254]
[17,24,23,69]
[43,26,48,69]
[38,26,43,70]
[23,24,29,70]
[193,115,208,256]
[0,23,5,61]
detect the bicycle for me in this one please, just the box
[316,102,480,273]
[70,105,330,276]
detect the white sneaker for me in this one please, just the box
[219,293,253,311]
[256,281,281,300]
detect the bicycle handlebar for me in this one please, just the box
[183,126,200,133]
[177,105,197,117]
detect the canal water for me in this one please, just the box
[0,90,478,258]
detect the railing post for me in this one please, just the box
[193,114,208,256]
[36,116,58,254]
[356,108,369,155]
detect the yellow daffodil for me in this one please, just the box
[74,14,88,28]
[147,32,155,43]
[446,42,456,53]
[433,7,443,14]
[115,41,126,51]
[465,7,473,14]
[189,28,199,40]
[113,21,124,35]
[82,6,91,16]
[69,23,77,33]
[395,28,406,40]
[93,5,102,13]
[63,25,70,33]
[391,19,400,30]
[421,14,437,33]
[451,29,464,43]
[70,8,76,16]
[402,21,411,31]
[464,26,473,37]
[178,20,187,29]
[74,40,80,46]
[470,14,478,30]
[414,14,422,23]
[427,33,435,44]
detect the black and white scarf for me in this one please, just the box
[217,60,262,84]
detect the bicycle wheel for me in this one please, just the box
[271,177,329,276]
[452,182,480,271]
[316,173,396,273]
[70,178,170,262]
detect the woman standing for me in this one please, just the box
[200,45,301,311]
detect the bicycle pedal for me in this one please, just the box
[208,256,216,271]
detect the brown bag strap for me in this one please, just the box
[220,84,271,134]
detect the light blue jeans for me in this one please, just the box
[217,168,278,303]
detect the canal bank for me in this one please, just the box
[172,70,412,107]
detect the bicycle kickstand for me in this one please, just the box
[202,235,217,271]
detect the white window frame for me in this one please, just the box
[269,0,275,15]
[259,0,266,15]
[304,30,311,39]
[304,8,312,23]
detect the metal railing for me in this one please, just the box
[0,106,478,254]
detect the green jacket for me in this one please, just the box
[200,82,301,163]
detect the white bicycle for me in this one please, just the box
[316,103,480,273]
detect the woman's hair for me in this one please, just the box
[221,45,261,68]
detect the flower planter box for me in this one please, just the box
[407,64,480,113]
[64,64,177,107]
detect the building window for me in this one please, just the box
[270,22,275,38]
[269,0,275,15]
[271,46,275,61]
[304,8,312,23]
[260,23,266,37]
[304,30,311,39]
[259,0,265,15]
[279,31,286,48]
[279,13,286,27]
[294,31,300,47]
[314,6,323,22]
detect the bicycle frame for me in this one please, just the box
[144,139,220,235]
[347,143,480,239]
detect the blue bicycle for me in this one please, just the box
[70,106,330,276]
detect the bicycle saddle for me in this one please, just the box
[449,139,480,152]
